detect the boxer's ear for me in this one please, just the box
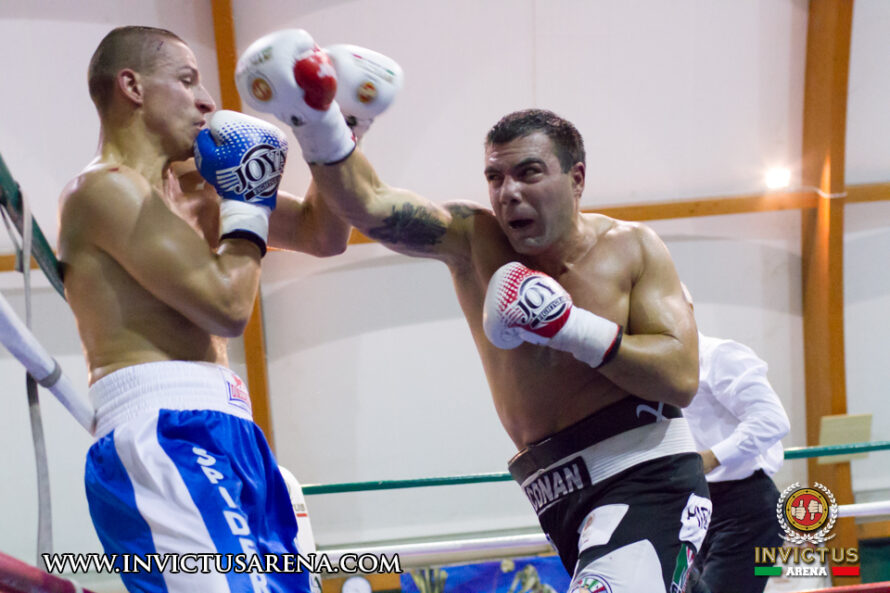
[118,69,144,106]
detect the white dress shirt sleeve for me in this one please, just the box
[706,340,791,468]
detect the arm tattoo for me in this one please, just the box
[368,203,447,248]
[445,203,481,219]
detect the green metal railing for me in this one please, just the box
[302,440,890,496]
[0,152,65,298]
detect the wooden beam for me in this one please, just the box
[342,189,824,246]
[857,521,890,541]
[800,0,856,583]
[590,190,818,222]
[210,0,240,116]
[208,0,276,447]
[330,182,888,247]
[321,572,401,593]
[846,182,890,204]
[0,254,38,273]
[4,184,884,262]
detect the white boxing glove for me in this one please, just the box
[483,262,623,368]
[235,29,355,165]
[325,44,403,140]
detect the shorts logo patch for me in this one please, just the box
[220,369,252,412]
[523,457,591,514]
[569,575,611,593]
[679,493,712,552]
[671,542,695,593]
[577,504,629,552]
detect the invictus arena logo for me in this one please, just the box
[754,481,860,579]
[777,482,838,544]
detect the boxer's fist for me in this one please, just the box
[326,44,403,140]
[236,29,337,127]
[236,29,356,164]
[483,262,622,368]
[194,110,287,255]
[194,110,287,207]
[483,262,573,349]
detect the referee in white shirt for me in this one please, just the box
[682,287,791,593]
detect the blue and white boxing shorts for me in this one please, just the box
[508,396,712,593]
[85,361,311,593]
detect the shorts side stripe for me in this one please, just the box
[114,414,232,593]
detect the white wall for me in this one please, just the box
[844,0,890,496]
[0,0,887,571]
[0,0,220,254]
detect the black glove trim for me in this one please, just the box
[220,230,267,257]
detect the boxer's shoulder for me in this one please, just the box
[65,162,150,208]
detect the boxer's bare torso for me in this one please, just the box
[310,130,698,449]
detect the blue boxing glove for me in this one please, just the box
[194,110,288,255]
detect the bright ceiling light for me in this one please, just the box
[765,167,792,190]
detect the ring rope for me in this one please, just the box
[0,157,93,433]
[0,550,95,593]
[783,441,890,458]
[796,584,890,593]
[302,441,890,495]
[0,291,95,433]
[318,494,890,570]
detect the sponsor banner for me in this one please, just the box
[400,556,569,593]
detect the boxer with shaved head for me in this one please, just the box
[59,26,353,593]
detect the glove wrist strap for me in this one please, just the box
[548,307,623,368]
[219,200,271,256]
[291,102,356,165]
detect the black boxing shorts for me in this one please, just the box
[508,396,711,593]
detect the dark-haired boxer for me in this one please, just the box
[235,28,711,593]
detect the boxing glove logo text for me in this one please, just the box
[216,144,286,201]
[516,276,570,330]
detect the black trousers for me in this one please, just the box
[691,470,784,593]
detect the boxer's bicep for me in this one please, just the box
[78,171,260,335]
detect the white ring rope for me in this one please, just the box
[0,291,94,434]
[836,500,890,518]
[322,500,890,570]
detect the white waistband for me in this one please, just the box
[90,361,254,439]
[519,418,696,491]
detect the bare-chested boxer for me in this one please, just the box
[235,28,713,593]
[58,26,352,593]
